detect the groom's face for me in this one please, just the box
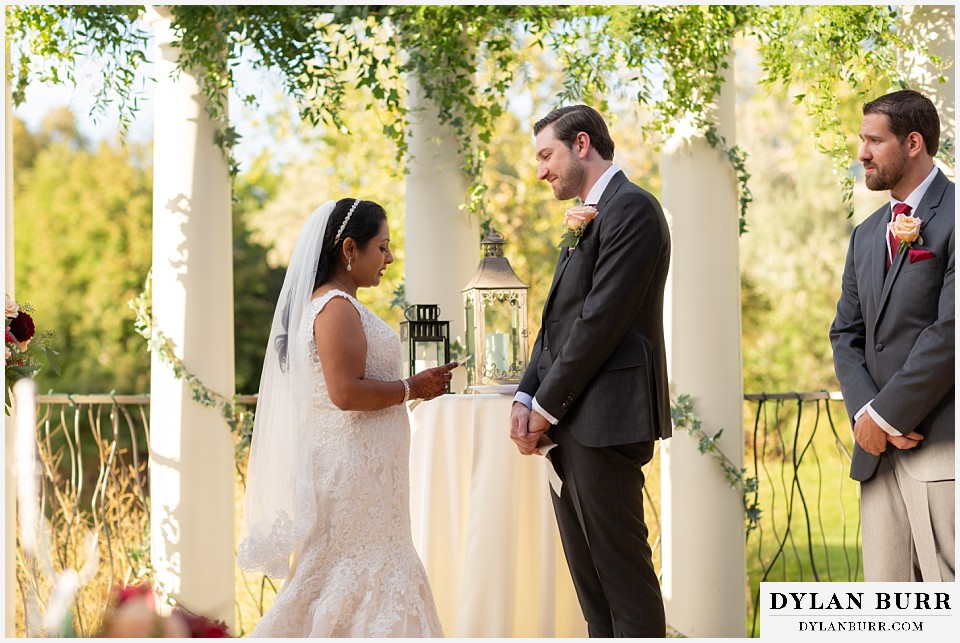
[536,125,585,201]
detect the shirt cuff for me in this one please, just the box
[532,397,559,425]
[865,401,900,436]
[854,402,869,422]
[513,392,533,408]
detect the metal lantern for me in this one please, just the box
[400,304,451,392]
[462,229,529,386]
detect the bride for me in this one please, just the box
[238,198,454,637]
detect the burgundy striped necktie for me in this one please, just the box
[886,202,911,270]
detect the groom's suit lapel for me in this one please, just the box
[874,169,948,328]
[543,172,627,316]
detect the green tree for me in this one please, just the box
[736,37,888,393]
[14,109,288,395]
[232,154,287,394]
[242,84,408,330]
[14,110,153,393]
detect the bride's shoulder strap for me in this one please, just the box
[310,289,364,319]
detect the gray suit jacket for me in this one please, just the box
[518,171,671,447]
[830,168,955,482]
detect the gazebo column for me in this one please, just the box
[901,4,955,176]
[145,7,235,629]
[4,44,17,638]
[660,54,746,637]
[404,73,479,393]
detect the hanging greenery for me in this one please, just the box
[6,4,950,229]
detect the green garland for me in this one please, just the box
[671,392,761,537]
[128,271,253,460]
[9,5,949,234]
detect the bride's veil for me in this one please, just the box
[238,200,336,577]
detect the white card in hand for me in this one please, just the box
[537,436,562,495]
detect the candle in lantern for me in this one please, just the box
[485,331,509,377]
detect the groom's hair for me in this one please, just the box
[314,198,388,289]
[534,105,615,161]
[863,89,940,157]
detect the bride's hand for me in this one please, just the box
[409,362,457,400]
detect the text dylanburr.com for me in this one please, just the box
[761,582,954,639]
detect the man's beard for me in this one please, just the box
[552,159,585,201]
[864,150,907,191]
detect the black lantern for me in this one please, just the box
[462,229,529,387]
[400,304,451,392]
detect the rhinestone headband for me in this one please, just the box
[334,199,362,244]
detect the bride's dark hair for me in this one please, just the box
[314,198,387,289]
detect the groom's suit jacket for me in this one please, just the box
[830,168,955,482]
[518,171,671,447]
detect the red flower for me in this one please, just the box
[9,311,35,342]
[113,583,157,609]
[173,607,231,637]
[5,329,16,345]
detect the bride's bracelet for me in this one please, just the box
[401,378,411,404]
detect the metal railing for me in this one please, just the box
[16,394,151,636]
[15,391,859,637]
[743,391,861,636]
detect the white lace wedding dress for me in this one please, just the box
[250,290,443,638]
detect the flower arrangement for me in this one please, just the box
[558,204,598,249]
[97,584,231,638]
[5,293,60,386]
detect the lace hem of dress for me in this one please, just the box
[238,510,312,578]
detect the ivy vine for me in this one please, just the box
[128,271,253,461]
[671,393,761,537]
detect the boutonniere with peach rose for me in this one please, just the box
[889,212,924,255]
[559,204,598,249]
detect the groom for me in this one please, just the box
[510,105,670,637]
[830,89,954,581]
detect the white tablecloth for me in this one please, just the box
[408,394,588,637]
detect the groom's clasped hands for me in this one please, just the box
[509,402,549,456]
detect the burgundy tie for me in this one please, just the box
[886,202,911,269]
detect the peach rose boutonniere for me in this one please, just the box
[559,204,598,249]
[889,212,923,255]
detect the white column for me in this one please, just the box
[145,7,235,630]
[4,42,18,638]
[404,73,479,393]
[660,54,747,637]
[901,4,955,179]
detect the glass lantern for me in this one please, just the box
[400,304,451,393]
[462,229,529,387]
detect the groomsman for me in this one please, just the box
[830,89,954,581]
[510,105,670,636]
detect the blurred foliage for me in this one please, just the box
[735,35,889,393]
[231,155,287,393]
[241,81,407,333]
[12,111,287,394]
[14,108,153,393]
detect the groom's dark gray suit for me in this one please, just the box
[830,167,955,580]
[518,170,670,636]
